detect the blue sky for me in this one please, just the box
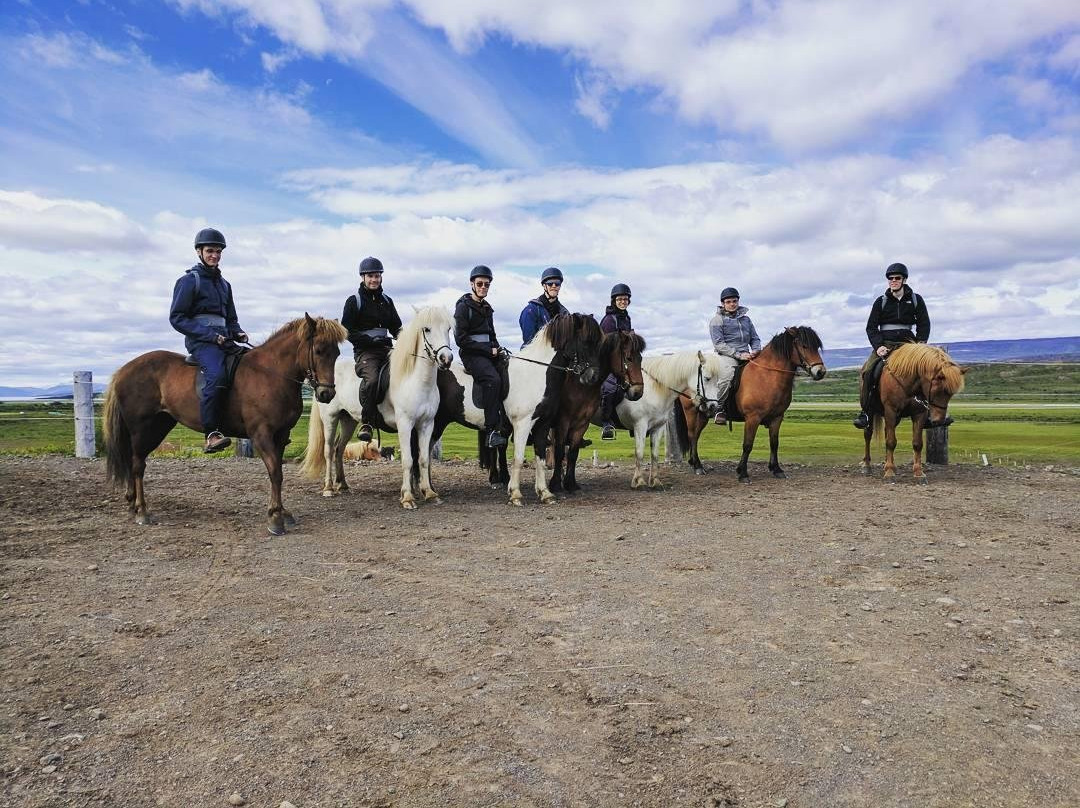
[2,0,1080,386]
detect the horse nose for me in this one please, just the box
[625,383,644,401]
[812,365,826,380]
[316,386,335,404]
[440,351,453,369]
[703,402,720,417]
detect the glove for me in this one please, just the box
[215,334,227,347]
[497,347,511,360]
[234,332,249,344]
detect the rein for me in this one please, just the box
[505,349,589,377]
[411,328,451,365]
[746,341,816,374]
[232,330,331,391]
[644,357,717,409]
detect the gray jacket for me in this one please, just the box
[709,305,761,357]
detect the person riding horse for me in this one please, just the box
[168,227,249,454]
[342,256,402,443]
[708,286,760,426]
[519,267,569,347]
[599,282,635,440]
[853,262,931,430]
[455,265,508,449]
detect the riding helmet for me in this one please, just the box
[194,228,226,249]
[720,287,740,301]
[359,256,384,275]
[541,266,564,284]
[610,283,632,300]
[470,265,493,281]
[885,262,908,279]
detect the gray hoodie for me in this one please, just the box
[709,305,761,357]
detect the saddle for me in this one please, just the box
[186,346,246,395]
[862,358,887,412]
[466,360,510,411]
[721,362,747,424]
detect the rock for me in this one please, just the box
[935,597,957,607]
[842,744,853,754]
[860,603,873,612]
[955,541,968,548]
[88,708,106,721]
[280,803,297,808]
[228,794,245,806]
[62,703,76,712]
[39,753,62,766]
[41,765,57,774]
[361,572,373,580]
[398,704,410,713]
[717,736,733,747]
[87,564,99,571]
[923,556,936,563]
[891,562,901,568]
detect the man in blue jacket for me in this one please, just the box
[169,228,248,453]
[519,267,569,347]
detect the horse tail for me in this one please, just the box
[299,400,327,479]
[873,413,885,445]
[671,398,691,454]
[103,385,132,487]
[477,430,489,470]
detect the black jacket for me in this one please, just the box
[454,293,501,357]
[342,287,402,353]
[865,285,930,349]
[600,305,632,334]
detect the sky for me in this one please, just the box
[2,0,1080,386]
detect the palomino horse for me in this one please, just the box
[549,330,646,494]
[299,307,454,509]
[104,314,345,535]
[611,351,726,489]
[674,326,826,483]
[432,313,604,505]
[860,343,966,483]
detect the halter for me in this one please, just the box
[415,327,452,364]
[303,329,334,392]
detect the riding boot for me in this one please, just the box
[714,410,727,426]
[600,392,616,440]
[853,368,873,429]
[357,379,374,442]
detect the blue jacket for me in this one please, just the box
[519,295,569,347]
[169,264,244,352]
[709,305,761,357]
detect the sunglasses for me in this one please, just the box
[543,280,562,288]
[887,275,904,281]
[473,280,491,288]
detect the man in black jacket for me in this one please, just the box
[853,262,931,429]
[454,265,507,448]
[342,256,403,442]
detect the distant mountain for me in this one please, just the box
[0,383,108,399]
[821,336,1080,369]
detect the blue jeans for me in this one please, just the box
[190,342,228,435]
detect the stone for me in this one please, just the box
[228,794,245,806]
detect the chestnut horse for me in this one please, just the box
[859,343,966,483]
[674,326,826,483]
[104,314,345,535]
[549,329,646,494]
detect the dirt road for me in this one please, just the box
[2,455,1077,807]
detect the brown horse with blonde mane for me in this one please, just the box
[860,343,966,483]
[104,314,346,535]
[674,325,826,483]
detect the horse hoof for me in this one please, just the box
[694,468,705,476]
[322,490,335,498]
[915,476,928,485]
[284,515,297,527]
[739,477,750,485]
[135,513,157,526]
[426,495,443,505]
[401,500,417,510]
[267,524,286,536]
[772,470,787,479]
[540,494,557,505]
[508,498,523,508]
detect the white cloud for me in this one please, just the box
[0,190,150,252]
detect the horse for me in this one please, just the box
[299,306,454,509]
[673,326,826,483]
[104,314,345,535]
[609,351,727,489]
[859,343,966,483]
[431,313,604,505]
[548,330,646,494]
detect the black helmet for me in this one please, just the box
[470,265,493,281]
[541,266,564,284]
[885,262,908,279]
[610,283,631,300]
[359,256,384,275]
[194,228,226,249]
[720,287,740,301]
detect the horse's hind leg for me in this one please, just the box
[860,421,874,474]
[648,429,664,489]
[688,407,706,474]
[130,413,176,525]
[767,417,786,478]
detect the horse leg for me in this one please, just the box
[129,413,176,525]
[688,407,706,474]
[860,418,874,474]
[396,416,418,510]
[767,417,786,478]
[498,444,510,486]
[331,412,357,495]
[648,428,664,489]
[549,426,565,493]
[911,416,927,484]
[737,419,760,483]
[252,429,287,535]
[883,412,899,481]
[416,420,441,503]
[322,411,341,496]
[630,426,648,489]
[507,423,529,507]
[565,443,582,493]
[533,425,557,506]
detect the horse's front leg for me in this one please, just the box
[564,421,589,493]
[630,424,648,489]
[737,419,761,483]
[648,428,664,489]
[687,405,706,474]
[767,416,786,478]
[397,417,418,510]
[860,417,874,474]
[321,412,339,496]
[911,416,927,484]
[883,411,899,481]
[416,419,441,503]
[254,430,287,535]
[507,421,528,507]
[331,413,356,495]
[548,425,566,493]
[533,423,557,505]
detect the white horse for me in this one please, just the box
[300,306,453,509]
[439,312,603,506]
[615,351,730,489]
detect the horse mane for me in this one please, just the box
[524,312,601,357]
[766,325,823,364]
[886,343,965,394]
[642,351,724,392]
[265,316,347,346]
[601,330,646,360]
[390,306,452,378]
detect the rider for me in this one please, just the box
[342,256,403,443]
[598,283,634,440]
[455,265,508,449]
[708,286,760,426]
[853,262,931,429]
[169,227,249,454]
[519,267,569,347]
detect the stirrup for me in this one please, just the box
[713,412,727,426]
[485,430,507,449]
[601,424,616,441]
[852,412,870,430]
[204,431,231,454]
[357,423,373,442]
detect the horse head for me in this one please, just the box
[419,307,454,370]
[548,313,604,385]
[780,326,826,380]
[695,351,726,417]
[607,330,646,401]
[886,344,966,429]
[300,313,347,403]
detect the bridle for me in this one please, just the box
[645,354,720,412]
[746,339,819,375]
[303,330,334,393]
[506,346,595,380]
[415,327,452,365]
[610,333,642,393]
[886,363,953,416]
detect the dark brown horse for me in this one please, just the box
[104,314,345,535]
[549,329,646,494]
[674,326,826,483]
[859,343,966,483]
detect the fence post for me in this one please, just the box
[926,425,948,465]
[664,412,683,463]
[234,438,255,458]
[73,371,96,458]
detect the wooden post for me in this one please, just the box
[926,425,948,465]
[73,371,96,458]
[234,438,255,458]
[664,412,682,463]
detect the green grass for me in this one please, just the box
[2,393,1078,467]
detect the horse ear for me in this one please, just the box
[960,366,970,375]
[304,312,316,326]
[697,349,705,363]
